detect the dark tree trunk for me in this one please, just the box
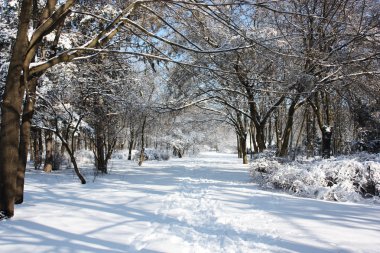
[68,149,86,184]
[95,131,107,173]
[237,134,242,158]
[32,127,43,169]
[128,126,135,160]
[249,125,253,158]
[240,133,248,164]
[38,128,43,164]
[29,128,35,162]
[60,139,85,184]
[275,110,282,151]
[0,0,33,218]
[255,125,266,152]
[322,126,333,159]
[268,117,273,147]
[278,97,299,157]
[43,132,53,172]
[247,93,266,152]
[138,117,147,166]
[128,140,134,160]
[306,108,315,158]
[94,105,107,173]
[53,114,86,184]
[250,124,258,153]
[15,78,38,204]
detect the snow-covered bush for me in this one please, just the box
[135,149,170,161]
[250,152,380,203]
[112,149,136,160]
[75,149,95,166]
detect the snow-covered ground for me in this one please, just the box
[1,152,380,253]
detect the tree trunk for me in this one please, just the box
[268,117,273,147]
[322,126,333,159]
[128,139,134,160]
[29,129,35,162]
[60,140,66,156]
[278,97,299,157]
[255,124,266,152]
[32,127,43,169]
[240,133,248,164]
[128,126,135,160]
[237,134,242,158]
[138,116,147,166]
[95,130,106,173]
[250,124,258,153]
[77,133,82,150]
[0,0,33,218]
[275,109,282,151]
[53,114,86,184]
[249,125,253,158]
[94,104,107,173]
[15,78,38,204]
[293,109,307,160]
[43,132,53,172]
[306,107,315,158]
[68,149,86,184]
[60,140,85,184]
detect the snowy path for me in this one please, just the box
[1,152,380,253]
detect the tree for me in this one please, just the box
[0,0,144,218]
[37,84,87,184]
[0,0,34,218]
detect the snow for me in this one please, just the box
[251,152,380,203]
[1,152,380,253]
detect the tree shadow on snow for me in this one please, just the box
[2,153,378,253]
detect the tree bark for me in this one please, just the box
[61,139,86,184]
[0,0,33,218]
[29,129,35,162]
[94,97,107,173]
[255,125,266,152]
[68,149,86,184]
[95,127,106,173]
[32,127,43,169]
[138,116,147,166]
[128,139,134,160]
[278,97,300,157]
[322,126,333,159]
[128,125,135,160]
[268,117,273,147]
[237,134,242,158]
[43,132,53,172]
[306,107,315,158]
[240,133,248,164]
[15,78,38,204]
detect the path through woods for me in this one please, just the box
[1,152,380,252]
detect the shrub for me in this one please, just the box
[135,148,170,161]
[250,152,380,203]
